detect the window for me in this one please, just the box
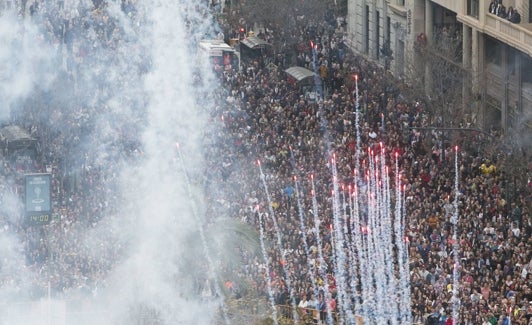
[467,0,479,18]
[397,0,405,6]
[485,36,501,66]
[365,5,370,54]
[530,0,532,23]
[376,10,380,59]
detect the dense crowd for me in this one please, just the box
[211,3,532,325]
[0,1,531,324]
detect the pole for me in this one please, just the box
[48,280,52,325]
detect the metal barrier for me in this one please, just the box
[275,305,362,324]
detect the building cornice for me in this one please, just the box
[388,3,407,18]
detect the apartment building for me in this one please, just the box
[346,0,532,132]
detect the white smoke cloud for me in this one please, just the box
[0,0,229,323]
[0,13,58,121]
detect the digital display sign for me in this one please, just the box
[25,173,52,224]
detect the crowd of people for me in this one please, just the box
[212,2,532,325]
[0,0,531,324]
[488,0,522,24]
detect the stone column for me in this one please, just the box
[371,0,378,58]
[424,0,433,98]
[501,45,509,133]
[462,25,472,118]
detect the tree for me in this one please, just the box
[225,0,336,63]
[406,28,488,157]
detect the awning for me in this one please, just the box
[241,36,271,49]
[0,125,37,151]
[284,66,316,83]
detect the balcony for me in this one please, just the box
[458,12,532,56]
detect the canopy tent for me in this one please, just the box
[240,36,271,49]
[239,36,272,64]
[284,66,316,83]
[284,66,322,101]
[0,125,37,151]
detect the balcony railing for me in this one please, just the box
[484,14,532,54]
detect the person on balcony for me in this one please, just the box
[488,0,497,14]
[506,7,521,23]
[496,2,507,17]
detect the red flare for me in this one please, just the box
[310,174,314,180]
[175,142,180,149]
[354,74,358,81]
[293,175,297,181]
[257,160,261,166]
[454,145,459,152]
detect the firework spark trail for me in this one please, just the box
[364,147,392,323]
[357,171,373,319]
[354,75,362,176]
[367,149,385,323]
[288,149,320,309]
[394,153,412,324]
[304,44,410,324]
[309,175,334,324]
[330,154,355,325]
[347,75,411,324]
[380,146,397,321]
[393,153,403,321]
[256,201,278,325]
[401,185,412,325]
[452,147,461,323]
[349,75,364,317]
[375,153,389,322]
[175,143,230,325]
[309,39,344,325]
[257,160,298,323]
[341,185,359,325]
[310,41,324,101]
[347,182,362,316]
[292,178,319,297]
